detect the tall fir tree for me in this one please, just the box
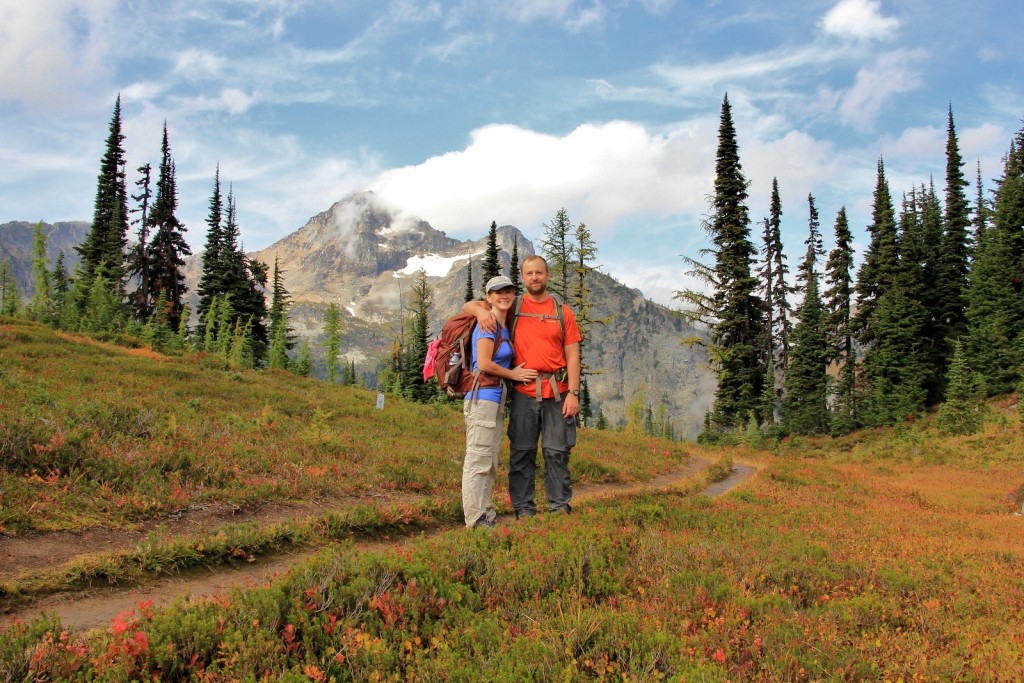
[464,260,475,303]
[860,191,930,425]
[482,220,501,289]
[509,235,522,294]
[678,95,766,431]
[823,206,857,432]
[403,269,433,402]
[324,303,342,383]
[853,158,898,346]
[77,96,130,297]
[938,106,973,350]
[914,181,948,405]
[571,220,611,420]
[51,251,71,326]
[0,258,21,316]
[757,177,792,421]
[540,208,574,299]
[146,123,191,332]
[214,186,269,364]
[764,178,792,376]
[126,162,153,320]
[196,166,226,329]
[965,127,1024,393]
[29,222,53,324]
[268,256,295,370]
[783,195,829,435]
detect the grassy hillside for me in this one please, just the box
[0,318,694,536]
[2,318,1022,680]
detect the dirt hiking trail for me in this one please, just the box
[3,458,756,634]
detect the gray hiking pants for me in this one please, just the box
[507,390,576,515]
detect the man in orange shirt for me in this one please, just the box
[466,255,582,517]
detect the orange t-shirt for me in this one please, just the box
[512,296,582,399]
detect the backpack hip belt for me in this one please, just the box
[534,367,568,402]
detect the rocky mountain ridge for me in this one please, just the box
[2,195,713,436]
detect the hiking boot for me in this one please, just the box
[473,508,498,528]
[514,508,537,520]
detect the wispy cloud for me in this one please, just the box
[0,0,118,109]
[838,49,927,131]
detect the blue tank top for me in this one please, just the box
[466,323,513,403]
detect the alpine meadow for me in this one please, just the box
[2,72,1024,682]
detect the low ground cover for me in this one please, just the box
[3,320,1022,681]
[4,434,1022,680]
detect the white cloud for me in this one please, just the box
[0,0,118,108]
[369,119,720,242]
[838,49,927,130]
[500,0,577,23]
[177,88,259,115]
[881,125,944,162]
[172,49,227,80]
[821,0,900,41]
[603,261,707,308]
[565,3,608,33]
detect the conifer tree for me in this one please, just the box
[783,195,829,435]
[126,163,153,320]
[51,251,71,325]
[29,222,53,323]
[324,303,341,383]
[678,95,766,431]
[853,158,898,345]
[935,339,986,435]
[175,301,191,351]
[914,182,948,404]
[510,235,521,294]
[570,220,611,386]
[580,379,592,426]
[972,161,990,245]
[215,295,234,357]
[404,269,433,402]
[762,178,792,380]
[84,266,120,333]
[267,256,295,370]
[965,127,1024,393]
[938,106,973,350]
[824,207,856,432]
[77,96,129,296]
[464,260,474,303]
[218,188,269,364]
[197,167,225,329]
[540,208,574,299]
[146,123,191,332]
[295,339,313,377]
[860,192,931,425]
[229,317,254,368]
[482,220,501,288]
[0,258,20,316]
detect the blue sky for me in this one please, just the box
[1,0,1022,306]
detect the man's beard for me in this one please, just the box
[526,281,547,295]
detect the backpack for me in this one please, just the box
[508,293,565,344]
[423,312,504,399]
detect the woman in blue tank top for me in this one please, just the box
[461,276,537,528]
